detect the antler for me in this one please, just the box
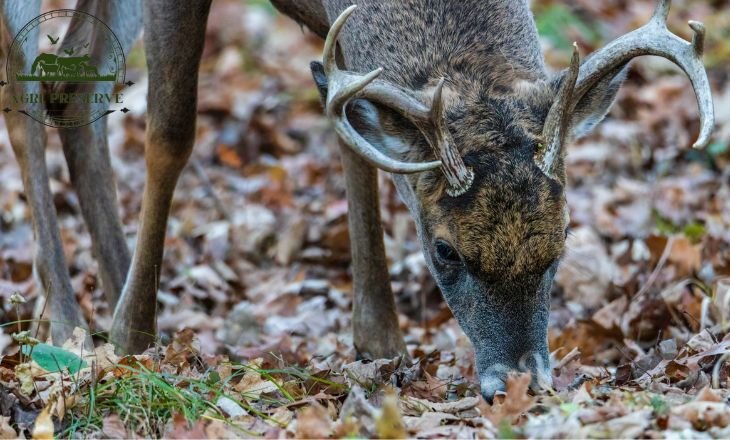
[540,0,714,177]
[575,0,712,148]
[537,43,580,178]
[321,5,474,196]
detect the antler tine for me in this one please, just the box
[538,43,580,178]
[322,5,442,174]
[652,0,671,25]
[689,20,705,56]
[323,4,354,75]
[429,78,474,196]
[572,0,714,149]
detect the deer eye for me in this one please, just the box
[434,239,463,266]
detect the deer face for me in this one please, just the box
[342,82,571,397]
[315,2,713,402]
[416,150,567,398]
[396,85,568,397]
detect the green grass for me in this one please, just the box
[64,362,271,437]
[653,210,706,243]
[2,317,350,438]
[57,359,349,437]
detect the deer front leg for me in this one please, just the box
[1,1,86,345]
[109,0,211,354]
[59,119,130,310]
[340,145,407,360]
[3,90,87,344]
[56,0,141,310]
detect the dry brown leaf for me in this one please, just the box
[339,386,376,435]
[403,412,458,432]
[342,358,398,389]
[556,226,616,308]
[483,373,535,425]
[112,355,155,378]
[402,395,480,415]
[60,327,88,354]
[102,414,128,439]
[295,402,332,439]
[695,386,723,403]
[671,401,730,429]
[51,394,76,420]
[92,343,120,372]
[375,391,407,439]
[15,363,35,396]
[0,417,17,440]
[31,406,53,440]
[665,360,691,383]
[234,359,279,398]
[204,419,247,439]
[164,413,208,439]
[593,296,628,330]
[572,382,593,404]
[578,409,652,438]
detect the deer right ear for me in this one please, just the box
[310,61,329,105]
[560,63,629,139]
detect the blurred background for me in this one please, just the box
[1,0,730,388]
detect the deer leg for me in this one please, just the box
[1,1,86,344]
[339,145,407,359]
[3,110,87,344]
[110,0,211,354]
[59,119,130,310]
[55,0,141,311]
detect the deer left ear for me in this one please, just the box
[560,64,629,138]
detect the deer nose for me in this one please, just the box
[478,362,553,404]
[480,375,505,404]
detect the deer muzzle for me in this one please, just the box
[436,267,556,403]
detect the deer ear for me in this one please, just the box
[562,64,629,138]
[310,61,329,105]
[311,61,423,158]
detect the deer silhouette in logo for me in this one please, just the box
[28,53,101,81]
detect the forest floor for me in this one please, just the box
[2,0,730,438]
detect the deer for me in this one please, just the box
[0,0,713,401]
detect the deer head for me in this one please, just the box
[312,0,713,399]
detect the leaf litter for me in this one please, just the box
[1,0,730,438]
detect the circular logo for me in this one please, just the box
[6,9,127,128]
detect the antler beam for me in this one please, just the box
[322,5,441,174]
[538,43,580,178]
[573,0,714,149]
[321,5,474,195]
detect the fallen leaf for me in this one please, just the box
[483,373,534,425]
[295,402,332,439]
[403,411,458,432]
[102,414,128,439]
[402,395,480,415]
[31,406,53,440]
[234,359,279,398]
[375,390,407,439]
[15,363,36,396]
[0,416,17,439]
[164,413,207,439]
[217,396,248,418]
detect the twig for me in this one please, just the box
[553,347,581,371]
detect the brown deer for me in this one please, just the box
[0,0,713,401]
